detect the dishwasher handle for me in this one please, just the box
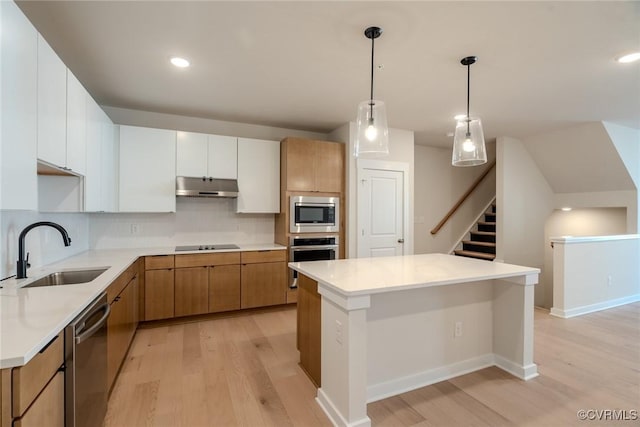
[75,303,110,345]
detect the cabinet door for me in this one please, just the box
[100,108,118,212]
[107,291,127,390]
[208,135,237,179]
[284,138,316,191]
[237,138,280,213]
[0,0,38,210]
[144,269,174,320]
[176,131,208,177]
[84,96,103,211]
[240,262,286,309]
[37,34,67,167]
[209,264,240,313]
[119,125,176,212]
[174,267,209,317]
[65,70,87,175]
[314,141,344,193]
[14,371,64,427]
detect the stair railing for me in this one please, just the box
[430,160,496,235]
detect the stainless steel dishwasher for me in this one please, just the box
[65,292,110,427]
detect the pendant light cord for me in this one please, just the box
[466,62,471,135]
[370,34,375,115]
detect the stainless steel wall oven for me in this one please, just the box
[289,235,339,288]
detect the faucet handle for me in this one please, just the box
[26,252,31,269]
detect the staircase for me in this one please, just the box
[453,202,496,261]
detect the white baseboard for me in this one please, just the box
[494,354,538,380]
[366,353,495,403]
[550,294,640,318]
[316,388,371,427]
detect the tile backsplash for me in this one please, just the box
[89,198,275,249]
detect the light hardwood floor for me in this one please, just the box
[106,303,640,427]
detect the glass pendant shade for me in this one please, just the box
[354,100,389,157]
[452,117,487,167]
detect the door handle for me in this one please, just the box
[397,238,404,243]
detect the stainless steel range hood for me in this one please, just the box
[176,176,239,198]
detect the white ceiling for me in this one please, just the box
[16,1,640,148]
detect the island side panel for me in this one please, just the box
[366,281,494,402]
[297,274,322,387]
[317,294,371,427]
[492,279,538,379]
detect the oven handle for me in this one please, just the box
[290,245,338,251]
[75,303,111,345]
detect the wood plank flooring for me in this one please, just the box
[106,303,640,427]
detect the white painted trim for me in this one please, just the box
[550,294,640,318]
[550,234,639,244]
[493,354,539,380]
[316,388,372,427]
[356,159,412,257]
[448,197,497,254]
[366,354,495,403]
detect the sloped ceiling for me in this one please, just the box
[522,122,636,193]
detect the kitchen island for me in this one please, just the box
[289,253,540,427]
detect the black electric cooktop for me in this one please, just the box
[175,244,240,251]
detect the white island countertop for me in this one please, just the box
[289,253,540,297]
[0,243,285,369]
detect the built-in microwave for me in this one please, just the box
[290,196,339,233]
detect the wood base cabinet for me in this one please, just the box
[107,273,138,391]
[240,251,287,309]
[13,371,64,427]
[297,274,321,387]
[209,264,240,312]
[175,267,209,317]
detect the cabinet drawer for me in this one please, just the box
[241,250,286,264]
[13,371,64,427]
[106,262,137,303]
[145,255,175,270]
[12,332,63,417]
[175,252,240,268]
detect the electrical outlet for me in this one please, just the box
[130,224,139,235]
[335,320,343,344]
[608,275,613,287]
[454,321,463,337]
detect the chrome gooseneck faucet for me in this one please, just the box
[17,222,72,279]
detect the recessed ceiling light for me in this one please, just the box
[616,52,640,63]
[170,57,190,68]
[561,207,572,211]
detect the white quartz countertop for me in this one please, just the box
[289,253,540,297]
[0,243,285,369]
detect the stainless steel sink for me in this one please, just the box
[23,268,109,288]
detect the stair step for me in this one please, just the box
[462,240,496,247]
[477,221,496,226]
[462,240,496,254]
[454,250,496,261]
[477,221,496,232]
[470,231,496,243]
[484,213,496,221]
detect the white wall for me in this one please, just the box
[330,122,414,258]
[0,210,89,279]
[496,136,554,306]
[413,143,496,255]
[554,190,637,234]
[551,235,640,317]
[90,197,274,249]
[542,207,627,308]
[103,106,328,142]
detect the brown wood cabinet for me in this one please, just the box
[281,137,344,193]
[107,273,138,391]
[209,264,240,313]
[0,332,64,427]
[297,274,321,387]
[144,268,174,321]
[241,250,287,309]
[175,267,209,317]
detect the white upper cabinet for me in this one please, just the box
[65,70,87,175]
[84,95,103,211]
[176,131,237,179]
[37,34,67,168]
[0,0,38,210]
[119,125,176,212]
[100,108,118,212]
[236,138,280,213]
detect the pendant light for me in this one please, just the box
[354,26,389,157]
[452,56,487,167]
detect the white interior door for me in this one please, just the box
[358,168,405,258]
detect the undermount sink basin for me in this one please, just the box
[23,268,109,288]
